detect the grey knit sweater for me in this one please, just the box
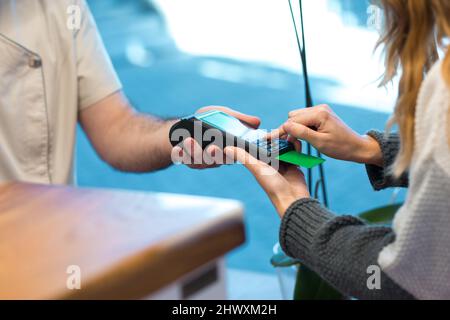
[280,131,414,300]
[280,61,450,300]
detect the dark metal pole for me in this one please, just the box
[288,0,329,207]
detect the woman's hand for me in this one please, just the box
[224,146,310,217]
[272,105,383,166]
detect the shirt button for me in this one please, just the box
[28,55,42,68]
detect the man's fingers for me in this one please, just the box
[175,140,224,168]
[196,106,261,129]
[202,145,216,165]
[206,144,225,165]
[228,111,261,129]
[181,138,193,157]
[181,147,193,165]
[171,146,184,164]
[183,138,203,165]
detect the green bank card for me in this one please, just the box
[277,151,325,169]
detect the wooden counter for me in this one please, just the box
[0,183,245,299]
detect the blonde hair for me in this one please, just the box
[377,0,450,176]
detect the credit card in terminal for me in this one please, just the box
[277,151,325,169]
[169,110,325,168]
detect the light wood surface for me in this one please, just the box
[0,183,245,299]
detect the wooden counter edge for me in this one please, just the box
[60,208,245,300]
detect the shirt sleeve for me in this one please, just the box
[75,0,122,110]
[279,199,415,300]
[365,131,409,191]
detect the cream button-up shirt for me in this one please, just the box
[0,0,122,184]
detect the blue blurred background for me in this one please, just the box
[77,0,405,298]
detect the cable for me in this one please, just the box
[288,0,329,207]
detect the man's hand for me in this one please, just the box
[79,92,261,172]
[172,106,261,169]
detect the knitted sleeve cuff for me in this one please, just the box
[278,198,415,300]
[365,130,408,191]
[279,198,335,267]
